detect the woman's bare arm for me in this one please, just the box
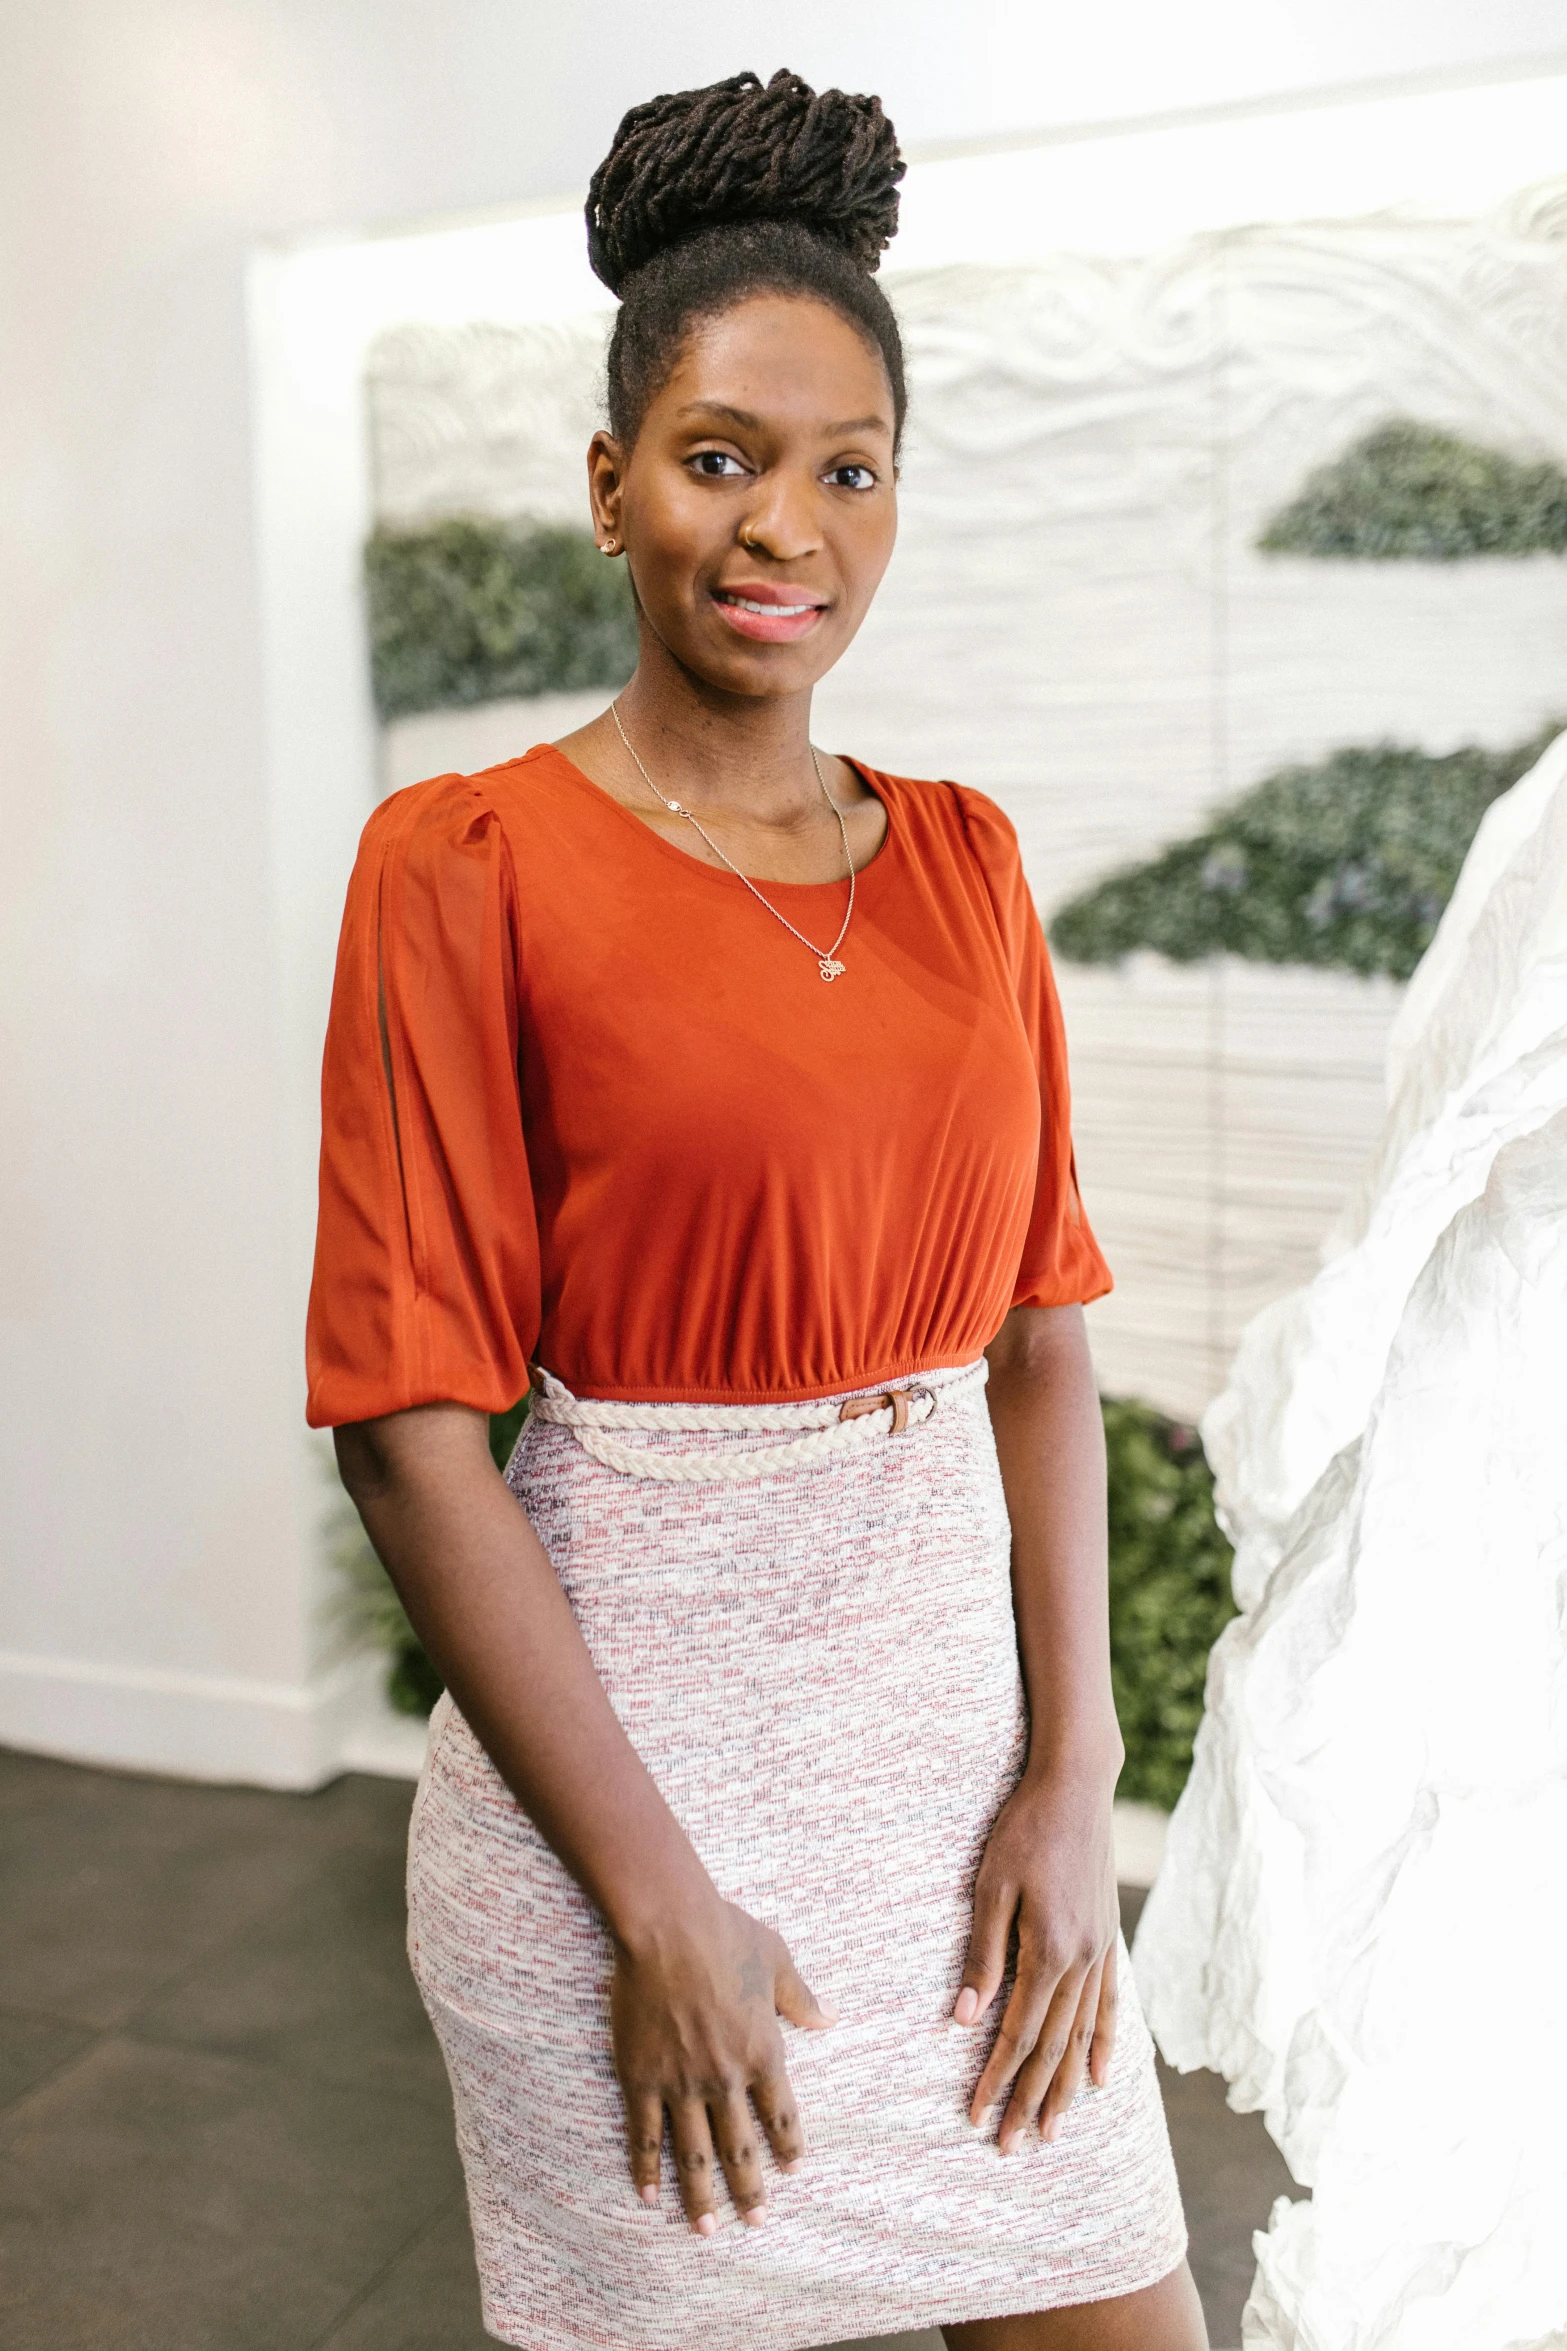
[958,1303,1125,2149]
[338,1404,702,1935]
[336,1404,833,2228]
[985,1303,1122,1781]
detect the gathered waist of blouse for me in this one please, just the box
[528,1359,990,1485]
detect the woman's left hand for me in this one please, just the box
[954,1767,1120,2152]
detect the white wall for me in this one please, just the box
[4,2,1566,1786]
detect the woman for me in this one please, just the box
[310,67,1203,2351]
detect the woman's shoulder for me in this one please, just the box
[856,763,1023,869]
[357,744,579,870]
[860,765,1039,961]
[365,744,554,832]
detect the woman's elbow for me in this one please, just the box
[333,1419,391,1506]
[986,1302,1091,1389]
[333,1401,493,1506]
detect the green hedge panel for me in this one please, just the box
[1049,723,1558,980]
[1103,1398,1236,1811]
[366,517,639,720]
[1259,418,1567,561]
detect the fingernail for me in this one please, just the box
[969,2105,993,2131]
[696,2213,716,2237]
[953,1987,979,2025]
[743,2204,769,2227]
[639,2185,659,2205]
[1044,2117,1062,2142]
[779,2158,803,2174]
[818,1999,840,2024]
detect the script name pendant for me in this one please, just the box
[819,957,846,982]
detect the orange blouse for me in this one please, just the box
[305,746,1109,1424]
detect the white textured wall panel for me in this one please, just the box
[371,176,1567,1415]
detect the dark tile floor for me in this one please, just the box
[0,1746,1297,2350]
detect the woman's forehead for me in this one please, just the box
[655,297,896,434]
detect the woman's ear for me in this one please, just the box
[587,429,627,554]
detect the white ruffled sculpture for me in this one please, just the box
[1134,728,1567,2351]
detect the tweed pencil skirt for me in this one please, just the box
[406,1363,1186,2350]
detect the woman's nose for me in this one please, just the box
[736,476,823,563]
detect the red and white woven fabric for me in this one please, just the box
[407,1362,1185,2350]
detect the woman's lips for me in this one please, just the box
[711,586,828,643]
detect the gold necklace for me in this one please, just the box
[610,700,854,982]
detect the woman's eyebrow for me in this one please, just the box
[674,399,892,438]
[674,400,762,428]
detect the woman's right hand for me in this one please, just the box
[610,1893,837,2234]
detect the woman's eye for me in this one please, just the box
[690,450,746,478]
[827,463,877,491]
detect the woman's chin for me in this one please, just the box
[674,622,843,698]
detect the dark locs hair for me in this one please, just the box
[585,69,908,453]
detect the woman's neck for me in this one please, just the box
[608,659,821,823]
[553,634,886,886]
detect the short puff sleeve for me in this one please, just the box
[951,784,1112,1310]
[305,777,540,1426]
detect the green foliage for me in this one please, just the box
[1259,418,1567,560]
[488,1394,531,1474]
[365,518,639,720]
[1049,724,1558,980]
[1104,1397,1235,1811]
[328,1397,530,1717]
[322,1462,434,1719]
[387,1642,445,1717]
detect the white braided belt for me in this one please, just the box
[529,1360,989,1485]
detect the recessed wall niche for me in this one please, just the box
[359,179,1567,1416]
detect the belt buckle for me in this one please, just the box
[838,1385,933,1436]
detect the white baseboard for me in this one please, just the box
[330,1659,432,1778]
[1,1650,1176,1858]
[0,1644,423,1790]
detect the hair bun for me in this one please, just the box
[586,68,905,296]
